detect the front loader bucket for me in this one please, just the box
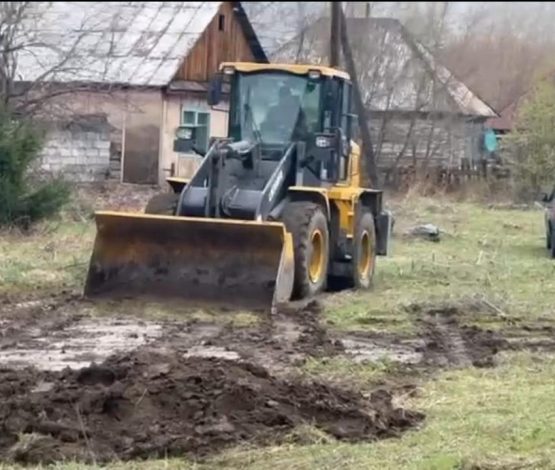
[84,212,295,314]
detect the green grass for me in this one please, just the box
[0,219,94,297]
[322,196,555,334]
[301,355,399,386]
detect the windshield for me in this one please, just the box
[229,72,322,145]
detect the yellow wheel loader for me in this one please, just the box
[84,62,393,313]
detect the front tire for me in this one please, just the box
[352,210,377,289]
[282,202,330,299]
[550,228,555,259]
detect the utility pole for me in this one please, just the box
[338,4,379,187]
[329,2,341,67]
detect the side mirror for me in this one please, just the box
[207,73,223,106]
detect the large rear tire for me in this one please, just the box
[282,202,329,299]
[145,193,178,215]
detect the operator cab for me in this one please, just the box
[208,62,358,187]
[176,63,360,221]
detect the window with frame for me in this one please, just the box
[182,109,211,153]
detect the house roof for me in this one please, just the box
[486,99,520,131]
[273,17,497,118]
[15,1,266,87]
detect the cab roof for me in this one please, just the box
[220,62,351,81]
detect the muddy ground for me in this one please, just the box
[0,352,424,464]
[1,294,555,464]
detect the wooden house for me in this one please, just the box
[16,1,266,183]
[273,17,498,174]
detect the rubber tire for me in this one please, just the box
[282,201,330,299]
[547,222,552,250]
[144,193,178,215]
[551,228,555,259]
[352,210,377,289]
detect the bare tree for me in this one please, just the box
[439,2,555,110]
[267,1,498,188]
[0,1,176,120]
[242,2,325,57]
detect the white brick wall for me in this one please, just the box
[39,127,113,182]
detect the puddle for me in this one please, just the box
[0,319,162,371]
[342,337,424,364]
[184,345,240,360]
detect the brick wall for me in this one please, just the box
[38,114,115,182]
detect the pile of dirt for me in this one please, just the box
[0,351,424,465]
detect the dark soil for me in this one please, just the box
[409,303,508,369]
[0,351,424,465]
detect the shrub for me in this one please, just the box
[0,111,70,227]
[504,77,555,200]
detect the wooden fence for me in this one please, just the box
[380,161,512,191]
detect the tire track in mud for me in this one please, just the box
[423,312,473,368]
[409,304,508,369]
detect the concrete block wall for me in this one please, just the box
[38,117,115,182]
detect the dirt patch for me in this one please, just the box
[502,322,555,353]
[175,300,346,376]
[340,334,424,365]
[408,303,507,369]
[0,295,163,371]
[0,298,347,377]
[0,351,424,465]
[273,300,345,357]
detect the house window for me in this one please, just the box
[182,109,211,153]
[218,14,225,31]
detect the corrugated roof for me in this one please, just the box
[14,2,228,87]
[273,17,497,118]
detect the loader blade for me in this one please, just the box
[84,211,295,313]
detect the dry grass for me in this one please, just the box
[0,219,94,298]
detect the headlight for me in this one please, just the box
[315,136,331,148]
[223,65,235,75]
[308,69,321,80]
